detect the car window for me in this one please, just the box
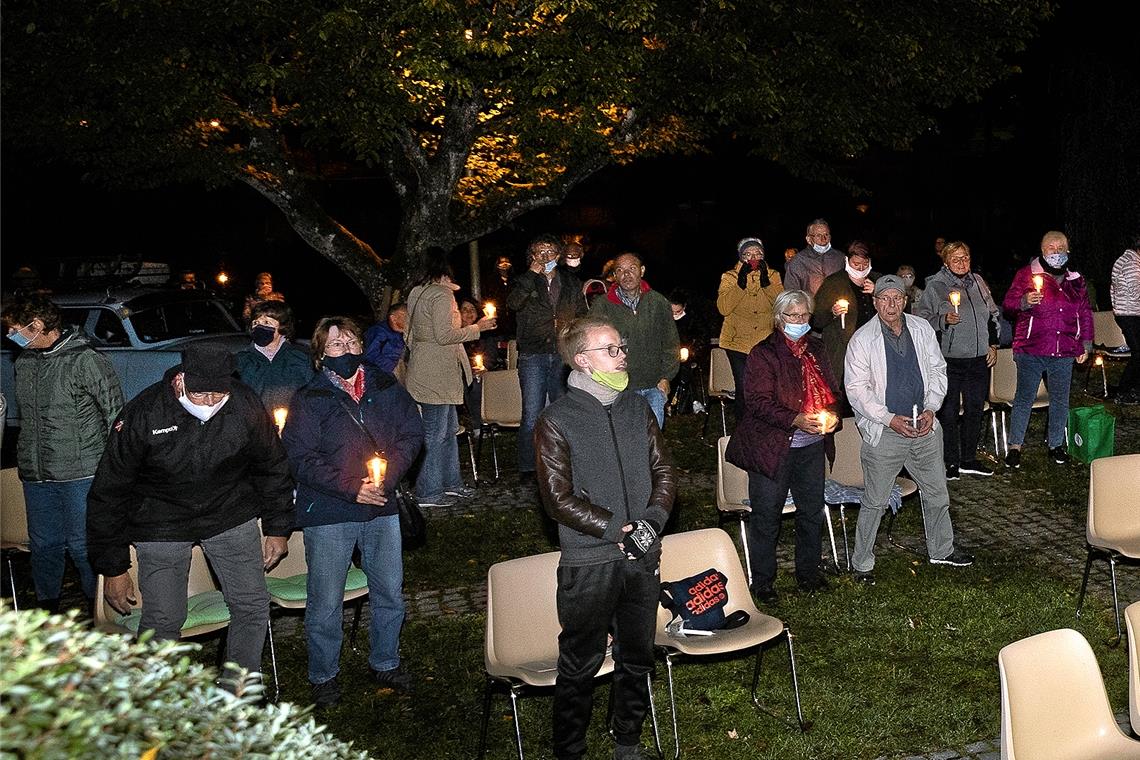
[59,308,95,334]
[92,309,129,346]
[129,300,238,343]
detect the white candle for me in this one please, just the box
[367,456,387,487]
[1032,274,1044,294]
[949,291,961,315]
[911,404,918,428]
[836,299,849,330]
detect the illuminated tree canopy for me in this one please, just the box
[1,0,1052,313]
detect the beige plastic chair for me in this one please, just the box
[263,529,369,701]
[1126,602,1140,736]
[655,528,805,759]
[986,348,1049,457]
[1076,453,1140,643]
[506,339,518,370]
[717,436,840,584]
[478,549,636,759]
[826,422,919,567]
[479,369,522,481]
[702,348,735,439]
[0,468,30,609]
[1093,310,1130,354]
[998,627,1140,759]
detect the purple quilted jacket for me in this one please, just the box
[1002,258,1094,358]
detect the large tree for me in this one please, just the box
[2,0,1051,314]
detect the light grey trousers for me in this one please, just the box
[851,425,956,572]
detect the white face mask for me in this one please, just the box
[846,261,871,280]
[565,258,581,268]
[672,310,685,321]
[178,388,229,422]
[899,275,915,286]
[812,243,832,254]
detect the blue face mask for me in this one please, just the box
[783,323,811,340]
[1043,253,1069,269]
[7,325,39,349]
[543,259,558,274]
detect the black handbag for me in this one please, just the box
[337,398,427,549]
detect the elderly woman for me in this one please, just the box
[1002,231,1094,468]
[282,316,424,706]
[405,248,496,506]
[725,290,841,601]
[235,300,314,413]
[717,237,784,419]
[917,241,1001,479]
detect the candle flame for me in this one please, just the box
[273,408,287,435]
[473,353,485,370]
[367,456,387,486]
[679,347,690,362]
[1032,274,1044,293]
[949,291,961,306]
[483,302,496,319]
[836,299,849,309]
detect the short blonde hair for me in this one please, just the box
[1040,230,1069,250]
[940,240,971,263]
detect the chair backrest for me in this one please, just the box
[506,339,518,370]
[989,348,1048,406]
[716,437,749,513]
[485,549,562,675]
[1093,310,1127,350]
[266,530,308,579]
[481,369,522,427]
[998,628,1133,760]
[708,348,735,398]
[657,529,760,628]
[0,468,30,549]
[1087,453,1140,551]
[1127,602,1140,737]
[829,421,865,488]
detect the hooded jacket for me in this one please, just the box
[86,366,294,577]
[1003,258,1094,358]
[12,329,122,482]
[918,267,1001,359]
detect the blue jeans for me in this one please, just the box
[23,477,97,600]
[134,518,270,675]
[636,387,666,430]
[1009,353,1073,449]
[517,353,566,472]
[415,403,462,500]
[303,515,404,684]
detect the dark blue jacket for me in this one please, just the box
[283,364,424,528]
[363,322,405,374]
[235,341,315,412]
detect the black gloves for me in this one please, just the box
[621,520,659,560]
[737,266,750,290]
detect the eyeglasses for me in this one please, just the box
[613,267,640,277]
[781,311,811,322]
[875,295,907,305]
[325,338,361,352]
[580,344,628,358]
[186,390,228,404]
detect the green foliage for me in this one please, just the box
[0,606,372,759]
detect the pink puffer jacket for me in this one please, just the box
[1002,258,1093,358]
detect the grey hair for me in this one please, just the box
[806,218,830,235]
[772,290,813,330]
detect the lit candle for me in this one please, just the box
[949,291,961,315]
[817,410,833,434]
[1032,274,1044,294]
[367,455,387,487]
[483,302,496,320]
[473,353,485,371]
[679,347,690,362]
[273,407,288,435]
[836,298,849,330]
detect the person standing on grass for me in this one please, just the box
[845,276,974,586]
[535,315,676,760]
[3,294,123,612]
[1109,238,1140,403]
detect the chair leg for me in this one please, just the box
[477,678,494,759]
[822,505,839,572]
[749,626,807,731]
[465,431,479,484]
[1076,547,1094,618]
[839,505,851,571]
[348,596,365,650]
[508,685,525,760]
[6,553,18,611]
[701,400,713,440]
[1000,411,1008,458]
[662,652,681,760]
[266,616,280,703]
[645,671,664,760]
[1109,555,1123,647]
[720,401,728,437]
[738,515,753,589]
[490,429,501,481]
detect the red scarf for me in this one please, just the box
[324,367,366,403]
[784,336,835,414]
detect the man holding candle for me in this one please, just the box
[282,316,425,706]
[726,290,841,600]
[1001,231,1094,468]
[507,234,588,486]
[917,241,1002,479]
[845,276,974,585]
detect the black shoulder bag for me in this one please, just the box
[336,398,427,549]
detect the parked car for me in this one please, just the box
[2,287,250,427]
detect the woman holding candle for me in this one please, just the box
[725,290,842,601]
[1001,231,1094,468]
[812,241,880,390]
[282,316,425,706]
[235,300,315,414]
[917,240,1002,479]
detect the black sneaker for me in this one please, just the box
[930,549,975,567]
[444,485,477,498]
[1049,446,1070,465]
[1004,449,1021,470]
[959,461,994,477]
[311,676,341,708]
[853,571,876,586]
[797,575,830,593]
[752,585,779,604]
[945,464,960,481]
[373,665,415,695]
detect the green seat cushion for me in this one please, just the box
[266,566,368,603]
[117,590,231,634]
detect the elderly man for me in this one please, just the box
[590,252,679,428]
[87,342,294,683]
[507,234,588,485]
[2,294,123,611]
[784,218,847,296]
[535,315,676,760]
[844,276,974,585]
